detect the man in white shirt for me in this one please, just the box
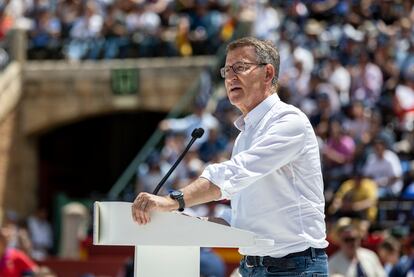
[329,218,386,277]
[363,137,403,198]
[131,36,328,276]
[27,208,53,260]
[158,102,219,150]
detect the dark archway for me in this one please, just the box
[37,111,166,210]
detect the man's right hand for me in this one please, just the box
[131,192,178,225]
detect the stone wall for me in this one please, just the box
[22,57,213,135]
[0,62,37,221]
[0,109,37,219]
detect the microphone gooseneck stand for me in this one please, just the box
[152,128,204,195]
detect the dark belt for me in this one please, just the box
[244,247,325,267]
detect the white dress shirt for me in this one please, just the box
[201,93,328,257]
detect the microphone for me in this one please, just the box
[152,128,204,195]
[191,127,204,139]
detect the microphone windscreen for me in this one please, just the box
[191,128,205,138]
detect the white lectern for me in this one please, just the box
[93,201,273,277]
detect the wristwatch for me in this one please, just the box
[169,190,185,212]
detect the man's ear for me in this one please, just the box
[265,64,275,84]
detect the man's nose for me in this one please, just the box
[226,69,238,80]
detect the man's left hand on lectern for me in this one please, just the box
[131,192,178,225]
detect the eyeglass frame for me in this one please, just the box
[220,61,267,79]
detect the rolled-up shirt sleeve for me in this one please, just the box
[201,112,307,199]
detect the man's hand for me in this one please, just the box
[131,192,178,225]
[131,178,221,225]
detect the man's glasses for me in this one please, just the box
[220,61,267,78]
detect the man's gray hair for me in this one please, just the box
[226,37,280,91]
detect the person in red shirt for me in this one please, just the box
[0,228,38,277]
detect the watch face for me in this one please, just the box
[171,190,183,198]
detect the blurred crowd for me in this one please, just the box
[0,208,55,276]
[0,0,239,62]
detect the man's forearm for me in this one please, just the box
[181,177,222,208]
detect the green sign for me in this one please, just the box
[111,68,139,95]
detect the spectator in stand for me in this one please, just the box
[377,236,401,275]
[394,65,414,132]
[213,94,241,142]
[160,132,186,165]
[322,118,355,198]
[292,42,314,79]
[0,4,13,41]
[2,211,33,257]
[353,110,396,171]
[328,217,386,277]
[198,126,227,163]
[156,1,181,56]
[316,74,341,116]
[327,53,351,106]
[396,37,414,78]
[371,26,399,88]
[303,19,331,62]
[327,170,378,223]
[158,101,219,149]
[100,3,129,59]
[27,207,53,260]
[395,128,414,161]
[187,0,225,55]
[251,0,280,43]
[350,50,383,108]
[65,0,104,61]
[363,136,403,198]
[173,149,204,190]
[56,0,82,40]
[0,3,13,69]
[389,237,414,277]
[284,59,312,110]
[136,152,171,194]
[0,227,38,277]
[310,92,333,142]
[28,8,62,59]
[394,128,414,199]
[343,100,371,143]
[125,2,162,57]
[175,14,193,56]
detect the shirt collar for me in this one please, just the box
[234,93,280,131]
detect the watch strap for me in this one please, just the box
[170,191,185,212]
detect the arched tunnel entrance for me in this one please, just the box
[37,111,166,212]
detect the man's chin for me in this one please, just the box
[228,97,239,106]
